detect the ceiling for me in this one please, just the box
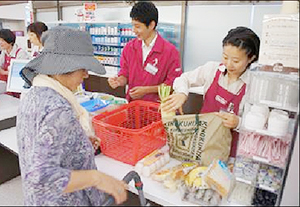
[0,1,183,9]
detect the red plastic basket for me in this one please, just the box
[92,100,167,165]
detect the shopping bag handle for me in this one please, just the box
[173,114,200,135]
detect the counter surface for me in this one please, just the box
[95,154,198,206]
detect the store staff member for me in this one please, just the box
[108,1,182,102]
[0,29,29,82]
[162,26,260,157]
[27,21,48,58]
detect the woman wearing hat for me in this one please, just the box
[17,26,127,206]
[27,21,48,58]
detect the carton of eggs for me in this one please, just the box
[135,145,170,177]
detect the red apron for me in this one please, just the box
[201,66,246,157]
[0,48,22,98]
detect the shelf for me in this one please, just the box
[257,184,278,194]
[92,42,123,47]
[235,177,279,195]
[235,177,253,185]
[91,34,136,38]
[237,153,285,169]
[103,63,120,67]
[239,127,292,142]
[247,100,298,113]
[94,51,120,56]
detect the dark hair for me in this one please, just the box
[0,29,16,45]
[27,22,48,41]
[222,26,260,66]
[130,1,158,29]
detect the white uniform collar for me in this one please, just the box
[142,32,157,48]
[5,44,19,58]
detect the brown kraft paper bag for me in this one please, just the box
[162,113,232,166]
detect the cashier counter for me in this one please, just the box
[0,87,204,206]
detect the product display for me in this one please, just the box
[237,131,290,168]
[256,164,282,193]
[232,68,299,206]
[252,188,277,206]
[234,156,260,184]
[228,181,255,206]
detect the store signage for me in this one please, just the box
[84,2,97,22]
[258,14,299,69]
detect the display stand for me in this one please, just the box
[229,67,299,206]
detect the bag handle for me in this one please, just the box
[174,114,200,133]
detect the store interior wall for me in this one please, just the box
[183,3,281,71]
[1,2,283,72]
[36,2,281,72]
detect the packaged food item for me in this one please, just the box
[179,183,222,206]
[134,145,170,177]
[203,159,234,197]
[184,166,209,189]
[152,161,199,192]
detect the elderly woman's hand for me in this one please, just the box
[215,112,239,129]
[93,171,128,205]
[161,93,187,114]
[89,135,101,150]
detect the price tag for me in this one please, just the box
[259,184,275,193]
[236,177,252,185]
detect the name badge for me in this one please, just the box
[145,63,158,75]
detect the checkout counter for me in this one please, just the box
[0,75,205,205]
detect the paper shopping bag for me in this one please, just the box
[163,113,232,166]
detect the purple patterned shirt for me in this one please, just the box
[16,87,105,206]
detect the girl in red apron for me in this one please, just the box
[27,22,48,58]
[162,26,260,158]
[0,29,28,98]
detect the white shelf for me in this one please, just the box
[240,127,292,141]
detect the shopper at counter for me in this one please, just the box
[108,1,182,102]
[162,26,260,157]
[27,21,48,58]
[17,26,127,206]
[0,29,29,82]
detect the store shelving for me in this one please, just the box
[230,67,299,206]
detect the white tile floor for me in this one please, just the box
[0,176,23,206]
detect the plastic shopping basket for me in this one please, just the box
[92,100,167,165]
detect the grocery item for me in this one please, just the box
[228,181,255,205]
[267,109,290,136]
[237,131,290,168]
[203,159,234,197]
[134,145,170,177]
[244,104,269,130]
[158,84,175,118]
[152,162,199,192]
[184,166,209,189]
